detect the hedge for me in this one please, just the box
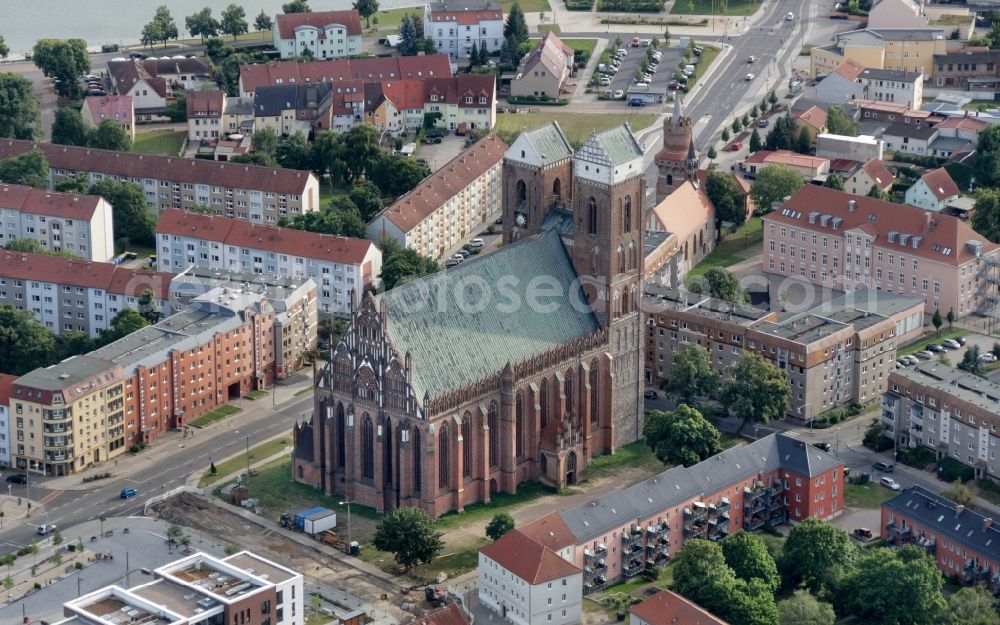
[506,96,570,106]
[565,0,594,8]
[889,152,946,168]
[596,0,664,11]
[939,457,975,483]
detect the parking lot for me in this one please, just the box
[601,43,683,103]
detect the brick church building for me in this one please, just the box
[292,122,646,518]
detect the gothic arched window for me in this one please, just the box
[515,391,524,458]
[565,370,574,421]
[624,196,632,233]
[412,427,422,491]
[590,360,599,424]
[361,414,374,480]
[540,379,549,428]
[488,401,499,469]
[439,425,450,489]
[617,245,625,274]
[587,197,597,235]
[553,178,562,200]
[462,412,472,478]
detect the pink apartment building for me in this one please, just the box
[763,186,1000,317]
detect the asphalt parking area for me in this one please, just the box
[604,44,683,100]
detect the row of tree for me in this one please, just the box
[51,108,131,151]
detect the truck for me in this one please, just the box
[295,507,337,535]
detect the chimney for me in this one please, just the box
[985,518,993,530]
[848,199,857,212]
[924,211,932,233]
[957,504,965,517]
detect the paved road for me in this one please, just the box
[0,393,313,553]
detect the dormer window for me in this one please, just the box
[479,96,487,104]
[431,94,438,102]
[465,96,473,104]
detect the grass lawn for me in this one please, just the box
[200,437,293,487]
[243,390,269,400]
[434,481,560,530]
[365,7,422,36]
[845,482,895,508]
[584,440,663,481]
[670,0,762,15]
[305,613,334,625]
[502,0,551,12]
[685,217,763,284]
[897,328,967,357]
[494,112,657,149]
[319,184,350,206]
[133,130,186,156]
[528,37,597,56]
[688,44,720,86]
[538,24,562,34]
[189,405,242,429]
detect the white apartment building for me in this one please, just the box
[156,209,382,317]
[425,1,504,59]
[273,10,364,60]
[0,374,13,467]
[0,183,114,262]
[368,134,506,260]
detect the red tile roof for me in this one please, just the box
[768,185,997,265]
[920,167,961,200]
[276,10,363,39]
[424,74,496,105]
[937,116,990,133]
[0,140,315,196]
[110,59,168,98]
[380,80,428,111]
[408,603,470,625]
[239,55,453,96]
[376,135,506,232]
[429,8,503,25]
[187,90,225,118]
[0,373,19,405]
[0,182,103,220]
[521,31,574,79]
[860,157,894,190]
[83,95,134,127]
[0,251,173,299]
[630,590,730,625]
[479,530,580,584]
[650,181,715,241]
[832,57,866,80]
[517,512,577,552]
[744,149,828,169]
[157,209,375,265]
[793,105,828,131]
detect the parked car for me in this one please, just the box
[915,350,934,360]
[942,339,961,349]
[644,390,658,400]
[6,474,27,484]
[758,118,769,128]
[981,352,998,363]
[635,81,649,88]
[120,487,138,499]
[879,476,901,491]
[613,90,624,99]
[628,99,647,107]
[872,461,894,473]
[897,358,911,367]
[786,11,795,20]
[926,344,944,353]
[457,249,470,259]
[470,237,484,249]
[599,77,611,86]
[853,528,873,539]
[903,355,920,365]
[446,258,461,268]
[729,141,743,151]
[616,48,628,56]
[812,442,832,452]
[668,81,682,90]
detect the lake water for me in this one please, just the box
[2,0,420,56]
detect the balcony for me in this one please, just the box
[684,518,708,539]
[684,502,707,521]
[42,409,70,422]
[914,535,935,555]
[769,482,784,497]
[622,530,643,549]
[744,514,766,531]
[623,560,645,579]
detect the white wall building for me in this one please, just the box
[425,1,504,59]
[156,209,382,317]
[0,374,13,467]
[905,167,962,213]
[273,10,364,60]
[816,133,884,163]
[479,530,583,625]
[0,183,115,262]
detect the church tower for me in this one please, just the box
[501,122,575,244]
[571,124,645,446]
[655,95,698,202]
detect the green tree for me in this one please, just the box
[370,154,430,197]
[943,481,976,508]
[165,93,187,122]
[932,309,943,335]
[51,108,90,146]
[777,590,835,625]
[100,308,150,345]
[947,308,956,330]
[728,578,780,625]
[721,128,730,142]
[31,39,90,99]
[824,173,845,190]
[764,114,796,151]
[380,238,439,290]
[971,187,1000,242]
[276,131,313,170]
[0,73,42,139]
[220,5,249,41]
[867,184,890,200]
[185,8,219,44]
[721,352,790,433]
[750,164,803,213]
[0,150,48,188]
[504,2,529,48]
[251,128,279,157]
[373,506,442,569]
[722,532,779,592]
[780,517,857,592]
[751,104,759,117]
[731,118,741,134]
[349,180,384,221]
[214,52,254,95]
[138,288,161,324]
[707,145,717,161]
[768,90,778,108]
[644,405,721,467]
[485,513,515,540]
[89,119,131,151]
[945,586,1000,625]
[704,267,747,304]
[354,0,380,28]
[961,345,984,375]
[56,331,95,361]
[976,125,1000,187]
[749,127,762,153]
[672,540,737,616]
[826,105,859,136]
[144,6,179,48]
[742,113,750,128]
[795,126,813,154]
[0,304,57,373]
[837,546,945,625]
[661,346,718,406]
[399,15,419,56]
[55,173,90,194]
[255,10,274,33]
[89,180,156,246]
[0,35,8,59]
[205,38,231,63]
[286,197,366,238]
[3,238,73,258]
[706,172,745,227]
[282,0,311,13]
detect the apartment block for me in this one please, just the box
[0,183,114,262]
[11,286,281,474]
[932,49,1000,94]
[424,1,504,59]
[816,59,923,108]
[0,140,320,224]
[811,28,947,79]
[762,185,1000,316]
[156,209,381,317]
[643,285,908,422]
[883,486,1000,592]
[510,434,843,593]
[169,267,318,379]
[0,374,14,467]
[56,550,303,625]
[368,134,506,260]
[273,9,363,60]
[882,363,1000,480]
[0,251,172,338]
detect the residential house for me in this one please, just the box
[843,158,895,196]
[363,82,405,136]
[107,59,168,118]
[0,183,115,261]
[905,167,961,212]
[815,58,867,103]
[223,97,255,137]
[273,9,363,59]
[186,90,225,142]
[811,28,947,79]
[762,185,1000,315]
[511,32,575,100]
[630,590,730,625]
[370,80,427,132]
[55,551,303,625]
[368,134,506,260]
[882,121,938,155]
[793,105,828,141]
[0,250,172,338]
[80,95,135,142]
[931,115,989,159]
[741,150,830,182]
[113,57,213,92]
[644,181,716,287]
[866,0,930,30]
[155,209,382,317]
[0,374,15,467]
[254,83,334,137]
[479,530,583,625]
[816,61,923,108]
[424,74,497,131]
[932,49,1000,95]
[0,139,321,224]
[816,133,884,163]
[424,0,504,59]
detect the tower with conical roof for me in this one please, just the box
[655,95,698,202]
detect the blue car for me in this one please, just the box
[120,487,137,499]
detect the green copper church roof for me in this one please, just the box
[589,124,644,167]
[377,229,599,400]
[522,121,574,163]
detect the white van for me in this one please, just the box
[470,238,485,250]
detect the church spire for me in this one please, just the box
[672,94,683,126]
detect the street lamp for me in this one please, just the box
[235,431,251,497]
[100,516,106,538]
[339,501,352,550]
